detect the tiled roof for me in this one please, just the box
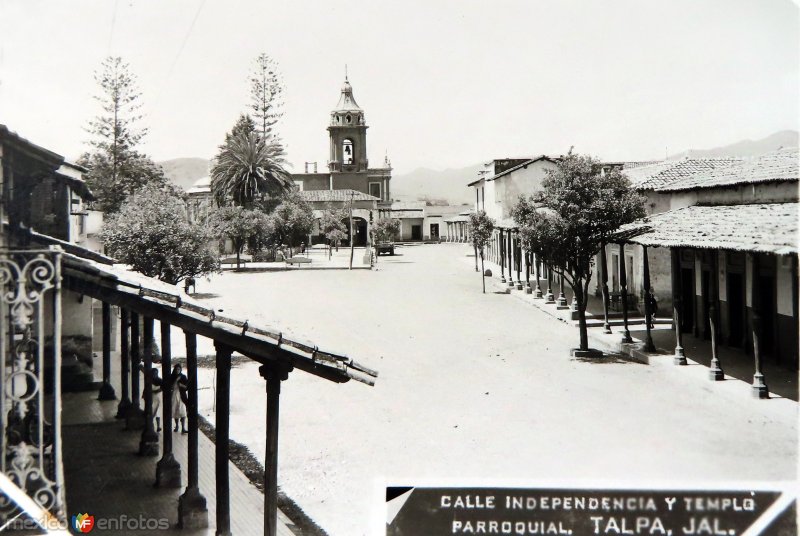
[656,148,799,192]
[618,202,798,254]
[297,189,378,202]
[622,157,742,190]
[389,202,426,211]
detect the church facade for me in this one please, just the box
[292,76,392,203]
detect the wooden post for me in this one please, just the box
[642,246,656,352]
[750,254,769,398]
[671,249,687,365]
[619,244,633,343]
[98,302,116,400]
[215,342,233,536]
[156,321,182,487]
[125,312,145,429]
[600,246,612,334]
[115,308,131,418]
[179,331,208,528]
[499,229,506,283]
[708,252,724,380]
[139,317,159,456]
[260,365,292,536]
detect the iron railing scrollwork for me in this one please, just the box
[0,247,64,525]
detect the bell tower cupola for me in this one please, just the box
[328,72,368,172]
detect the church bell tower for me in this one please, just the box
[328,75,368,172]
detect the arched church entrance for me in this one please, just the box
[342,217,368,247]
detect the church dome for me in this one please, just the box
[334,76,362,112]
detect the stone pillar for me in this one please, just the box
[156,322,182,487]
[525,250,532,294]
[139,317,159,456]
[545,264,555,303]
[507,230,514,287]
[557,273,568,308]
[671,249,687,365]
[500,229,506,283]
[215,342,233,536]
[515,232,522,289]
[642,246,656,352]
[750,254,769,398]
[179,331,209,528]
[708,251,724,380]
[600,246,612,334]
[115,308,131,418]
[619,244,633,343]
[98,302,116,400]
[260,365,292,536]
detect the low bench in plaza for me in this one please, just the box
[285,256,312,267]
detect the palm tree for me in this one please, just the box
[211,130,293,208]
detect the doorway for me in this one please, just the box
[411,225,422,241]
[757,275,776,357]
[727,272,745,347]
[701,269,711,339]
[680,268,694,333]
[430,224,439,240]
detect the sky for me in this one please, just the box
[0,0,797,175]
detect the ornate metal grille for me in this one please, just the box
[0,247,64,525]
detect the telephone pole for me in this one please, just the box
[349,190,355,270]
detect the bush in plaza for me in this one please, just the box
[513,151,646,352]
[270,194,315,251]
[211,206,274,269]
[101,185,219,285]
[371,218,401,244]
[468,211,495,293]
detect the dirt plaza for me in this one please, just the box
[182,243,797,536]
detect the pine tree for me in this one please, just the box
[81,56,167,213]
[249,54,284,140]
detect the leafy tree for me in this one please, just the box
[211,129,293,208]
[270,194,314,251]
[81,56,167,213]
[223,113,257,144]
[320,207,348,256]
[468,211,495,293]
[100,185,219,285]
[371,218,400,243]
[517,152,646,352]
[249,53,284,140]
[211,206,273,269]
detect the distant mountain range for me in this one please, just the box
[667,130,798,160]
[159,157,210,190]
[158,130,798,204]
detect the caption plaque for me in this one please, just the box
[386,487,796,535]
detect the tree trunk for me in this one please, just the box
[575,280,589,351]
[474,244,479,272]
[236,250,241,270]
[480,251,485,294]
